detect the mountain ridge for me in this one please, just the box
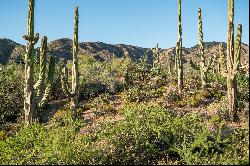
[0,38,249,65]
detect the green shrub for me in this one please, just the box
[237,73,249,101]
[0,103,248,165]
[0,113,98,165]
[78,55,124,99]
[0,63,24,125]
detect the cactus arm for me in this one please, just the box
[39,56,56,108]
[219,43,227,74]
[23,33,39,44]
[34,36,47,98]
[232,24,242,75]
[61,65,75,97]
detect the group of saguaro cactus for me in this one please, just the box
[60,6,79,119]
[226,0,242,121]
[22,0,243,124]
[23,0,55,124]
[176,0,183,94]
[23,0,79,124]
[174,0,243,121]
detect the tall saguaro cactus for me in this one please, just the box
[23,0,38,124]
[226,0,243,121]
[23,0,55,125]
[176,0,183,94]
[61,6,79,118]
[198,8,208,89]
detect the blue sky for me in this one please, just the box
[0,0,249,48]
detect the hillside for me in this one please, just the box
[0,38,249,65]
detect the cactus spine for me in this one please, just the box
[226,0,243,121]
[23,0,55,125]
[176,0,183,94]
[198,8,208,89]
[61,6,79,118]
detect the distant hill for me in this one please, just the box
[158,41,249,67]
[47,38,152,63]
[0,38,24,64]
[0,38,249,66]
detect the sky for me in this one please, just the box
[0,0,249,48]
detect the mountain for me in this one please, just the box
[47,38,152,63]
[0,38,249,66]
[0,38,24,64]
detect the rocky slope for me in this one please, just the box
[0,38,249,66]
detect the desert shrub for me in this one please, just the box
[124,83,165,103]
[94,103,249,165]
[0,103,248,165]
[237,73,249,101]
[50,64,66,100]
[0,63,24,125]
[208,73,227,90]
[123,53,167,103]
[95,103,176,164]
[165,87,181,102]
[184,66,201,91]
[0,113,99,165]
[124,53,151,87]
[83,93,114,116]
[78,55,124,99]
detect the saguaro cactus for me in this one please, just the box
[153,43,160,68]
[219,43,227,75]
[23,0,55,125]
[23,0,39,124]
[153,43,162,74]
[198,8,208,89]
[168,56,173,75]
[61,6,79,118]
[226,0,243,121]
[189,8,209,89]
[211,53,218,74]
[176,0,183,94]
